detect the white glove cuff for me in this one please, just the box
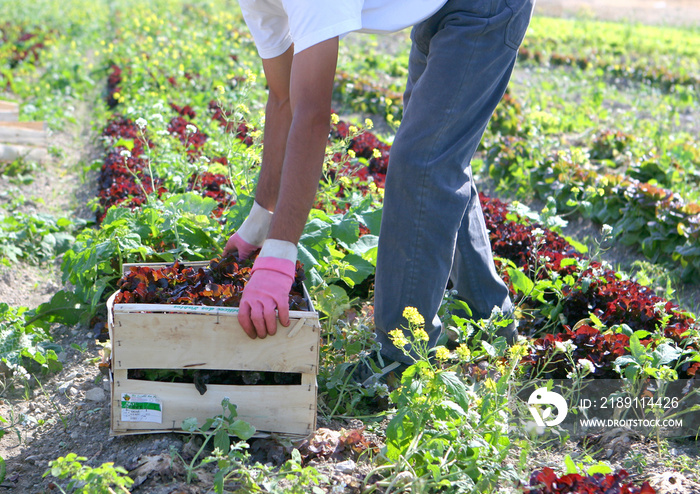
[237,200,273,246]
[259,239,298,264]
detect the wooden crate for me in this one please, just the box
[0,101,19,122]
[107,262,320,439]
[0,100,48,163]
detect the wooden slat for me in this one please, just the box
[0,101,19,121]
[111,373,316,435]
[0,101,19,111]
[0,110,20,122]
[0,121,44,131]
[111,312,319,374]
[0,124,47,146]
[0,143,48,163]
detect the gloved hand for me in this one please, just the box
[224,232,260,261]
[223,201,273,260]
[238,256,295,339]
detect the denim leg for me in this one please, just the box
[374,0,534,363]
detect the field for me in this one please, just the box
[0,0,699,492]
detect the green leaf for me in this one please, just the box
[297,243,320,270]
[358,208,382,235]
[164,193,217,217]
[182,417,199,432]
[506,267,534,296]
[628,334,647,361]
[25,290,85,331]
[481,341,497,358]
[586,463,613,475]
[653,343,682,367]
[438,371,470,412]
[214,428,230,454]
[564,454,579,475]
[331,214,360,245]
[338,254,374,285]
[347,234,379,256]
[229,419,256,440]
[114,138,134,151]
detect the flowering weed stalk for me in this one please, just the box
[366,307,521,493]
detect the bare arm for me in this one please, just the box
[237,38,339,339]
[266,38,339,244]
[254,46,294,212]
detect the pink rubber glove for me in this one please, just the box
[238,256,295,339]
[223,232,260,260]
[223,201,273,260]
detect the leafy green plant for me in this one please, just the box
[44,453,134,493]
[174,398,256,484]
[203,446,328,494]
[0,303,62,378]
[0,211,78,265]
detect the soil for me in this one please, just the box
[2,2,700,493]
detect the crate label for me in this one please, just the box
[171,305,239,314]
[120,393,163,423]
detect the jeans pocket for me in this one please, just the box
[504,0,534,50]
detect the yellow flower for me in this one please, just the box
[455,344,471,361]
[216,85,225,95]
[435,346,450,362]
[372,148,382,159]
[413,328,429,342]
[389,329,409,348]
[347,149,356,159]
[420,368,435,380]
[484,378,497,392]
[402,307,424,327]
[508,343,529,360]
[331,113,340,125]
[244,69,257,84]
[364,118,373,130]
[348,125,358,134]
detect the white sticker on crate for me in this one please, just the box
[120,393,163,423]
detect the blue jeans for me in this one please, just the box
[374,0,535,364]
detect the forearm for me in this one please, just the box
[267,114,330,244]
[266,38,338,246]
[255,90,292,212]
[254,47,293,212]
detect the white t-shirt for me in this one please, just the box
[238,0,447,59]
